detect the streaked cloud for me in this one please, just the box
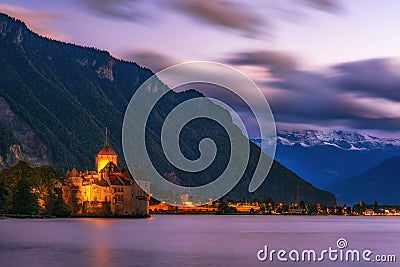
[171,0,264,36]
[123,50,178,72]
[227,50,298,73]
[77,0,344,39]
[304,0,343,13]
[333,58,400,101]
[79,0,266,36]
[224,51,400,135]
[5,0,396,136]
[79,0,146,22]
[0,4,69,40]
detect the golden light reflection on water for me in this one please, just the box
[83,218,114,267]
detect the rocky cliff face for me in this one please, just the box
[0,97,51,169]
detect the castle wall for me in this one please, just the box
[63,175,149,217]
[62,143,149,217]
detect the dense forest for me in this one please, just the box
[0,161,69,216]
[0,13,336,205]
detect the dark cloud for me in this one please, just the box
[333,58,400,101]
[79,0,146,21]
[171,0,264,36]
[224,52,400,135]
[227,50,298,73]
[78,0,264,35]
[269,66,400,133]
[77,1,345,38]
[123,50,178,72]
[303,0,343,13]
[348,118,400,131]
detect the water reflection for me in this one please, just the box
[87,219,112,267]
[0,216,399,267]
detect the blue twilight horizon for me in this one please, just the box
[0,0,399,137]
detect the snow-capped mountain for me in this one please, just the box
[251,130,400,189]
[253,130,400,151]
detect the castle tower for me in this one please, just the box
[95,127,117,173]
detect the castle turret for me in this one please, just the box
[95,128,117,173]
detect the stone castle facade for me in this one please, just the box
[62,135,150,217]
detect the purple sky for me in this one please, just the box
[1,0,400,137]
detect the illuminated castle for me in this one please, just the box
[95,128,118,173]
[62,129,150,217]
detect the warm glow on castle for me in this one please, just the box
[95,128,118,173]
[62,128,150,217]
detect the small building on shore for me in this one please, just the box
[62,132,150,217]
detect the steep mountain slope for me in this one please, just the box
[253,130,400,188]
[329,156,400,205]
[0,13,153,170]
[0,13,336,205]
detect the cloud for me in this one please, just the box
[77,0,265,36]
[79,0,146,21]
[169,0,343,37]
[77,0,345,39]
[226,50,299,73]
[303,0,343,13]
[171,0,264,36]
[333,58,400,101]
[268,69,400,133]
[224,51,400,135]
[123,50,178,72]
[0,4,69,40]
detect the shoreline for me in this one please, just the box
[150,212,400,217]
[1,214,151,219]
[2,212,400,219]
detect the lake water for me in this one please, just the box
[1,215,399,267]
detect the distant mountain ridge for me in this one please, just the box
[252,130,400,188]
[0,13,336,205]
[329,156,400,205]
[255,130,400,151]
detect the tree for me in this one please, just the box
[320,204,328,214]
[12,179,38,214]
[218,198,237,213]
[336,206,343,215]
[0,181,8,213]
[345,205,352,215]
[258,197,267,204]
[299,200,306,210]
[218,198,229,213]
[308,204,317,215]
[0,161,72,216]
[267,196,274,207]
[352,202,366,215]
[282,204,289,213]
[260,205,266,213]
[373,200,379,213]
[44,187,70,217]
